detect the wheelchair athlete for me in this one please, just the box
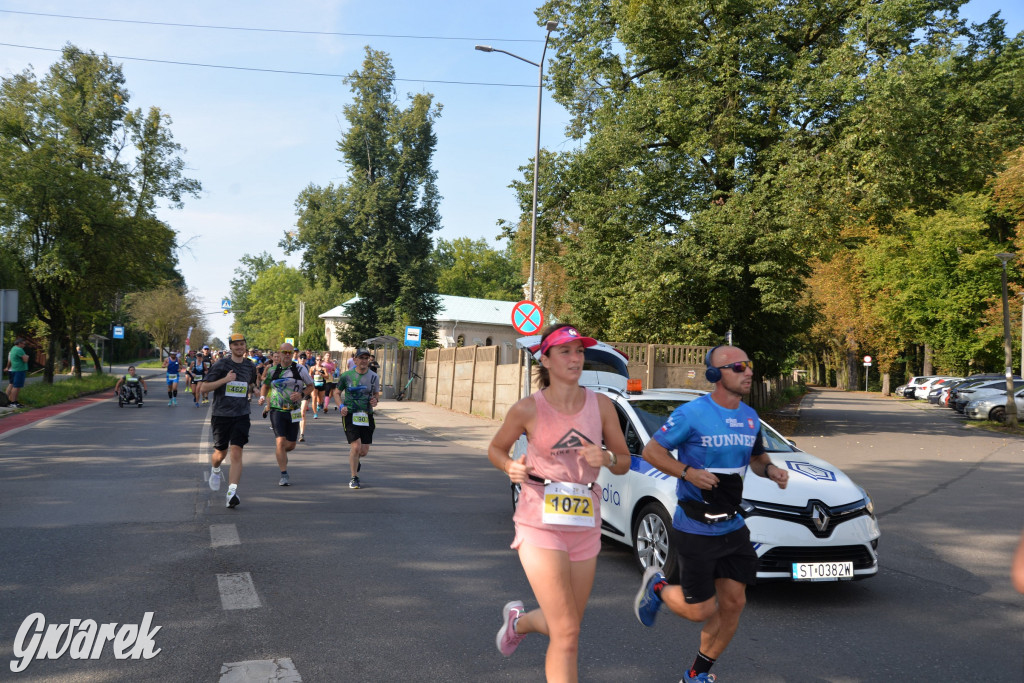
[114,366,148,407]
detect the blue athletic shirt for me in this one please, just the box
[651,393,765,536]
[166,359,179,376]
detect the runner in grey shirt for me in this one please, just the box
[200,333,258,508]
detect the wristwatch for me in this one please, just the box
[680,464,690,479]
[607,451,617,467]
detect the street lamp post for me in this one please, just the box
[476,19,558,398]
[996,253,1017,427]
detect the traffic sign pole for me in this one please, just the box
[511,300,544,397]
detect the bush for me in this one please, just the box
[14,374,118,409]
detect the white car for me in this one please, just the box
[913,376,962,400]
[512,336,880,582]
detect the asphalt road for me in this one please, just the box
[0,387,1022,681]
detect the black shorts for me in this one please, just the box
[270,409,300,442]
[211,415,251,451]
[343,412,375,444]
[324,382,336,395]
[669,525,757,604]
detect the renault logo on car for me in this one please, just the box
[812,504,830,533]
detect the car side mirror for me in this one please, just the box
[787,439,797,447]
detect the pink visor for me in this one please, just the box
[540,326,598,355]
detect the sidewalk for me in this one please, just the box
[374,399,500,454]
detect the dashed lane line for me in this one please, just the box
[210,524,241,548]
[216,572,262,610]
[219,657,303,682]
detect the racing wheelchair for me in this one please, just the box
[117,377,145,408]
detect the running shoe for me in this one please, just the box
[683,672,716,683]
[299,434,305,443]
[279,473,290,486]
[209,469,222,491]
[634,566,665,627]
[313,412,318,419]
[194,402,200,408]
[349,476,360,489]
[202,398,209,405]
[168,399,173,406]
[226,489,240,508]
[496,600,526,657]
[172,398,177,405]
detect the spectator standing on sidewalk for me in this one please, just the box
[5,338,30,408]
[201,333,259,508]
[486,324,630,682]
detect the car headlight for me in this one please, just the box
[857,486,875,516]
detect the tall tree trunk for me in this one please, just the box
[81,339,102,374]
[923,343,933,375]
[882,372,891,396]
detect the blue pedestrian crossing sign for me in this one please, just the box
[112,325,125,339]
[405,326,422,347]
[220,298,232,311]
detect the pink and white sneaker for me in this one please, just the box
[496,600,526,657]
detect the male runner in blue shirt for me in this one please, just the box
[634,345,789,683]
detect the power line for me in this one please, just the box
[0,43,536,87]
[0,9,545,43]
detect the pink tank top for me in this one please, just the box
[513,388,604,531]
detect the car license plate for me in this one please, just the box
[792,561,854,581]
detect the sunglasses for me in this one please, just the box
[716,360,753,373]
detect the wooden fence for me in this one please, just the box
[412,343,791,419]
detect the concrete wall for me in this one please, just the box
[413,342,791,417]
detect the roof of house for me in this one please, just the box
[319,294,520,327]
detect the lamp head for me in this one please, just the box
[546,20,559,31]
[475,45,494,52]
[996,252,1016,265]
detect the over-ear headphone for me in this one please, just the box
[704,345,724,383]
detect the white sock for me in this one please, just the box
[227,484,237,493]
[211,466,221,473]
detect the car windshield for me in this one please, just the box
[628,398,796,453]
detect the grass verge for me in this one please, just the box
[136,360,164,368]
[965,420,1024,436]
[10,374,118,410]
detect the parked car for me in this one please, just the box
[511,337,881,583]
[949,375,1023,408]
[964,389,1024,422]
[953,380,1024,413]
[914,376,962,400]
[902,376,938,398]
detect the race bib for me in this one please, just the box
[291,408,302,423]
[167,373,178,382]
[541,482,595,527]
[126,377,139,384]
[225,381,247,397]
[314,380,324,387]
[352,411,370,426]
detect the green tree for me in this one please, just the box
[229,252,276,329]
[234,264,304,349]
[520,1,1023,375]
[431,237,521,301]
[0,45,199,380]
[126,285,209,359]
[288,47,442,347]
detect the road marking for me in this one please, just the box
[217,572,261,610]
[210,524,240,548]
[391,434,433,443]
[219,658,302,682]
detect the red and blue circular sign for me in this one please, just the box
[512,300,544,335]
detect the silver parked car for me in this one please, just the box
[964,389,1024,422]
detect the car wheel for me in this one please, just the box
[632,502,677,576]
[990,406,1006,423]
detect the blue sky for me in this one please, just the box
[0,1,1020,344]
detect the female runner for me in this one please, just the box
[487,324,630,682]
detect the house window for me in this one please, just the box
[457,334,465,347]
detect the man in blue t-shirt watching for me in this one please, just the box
[634,345,789,683]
